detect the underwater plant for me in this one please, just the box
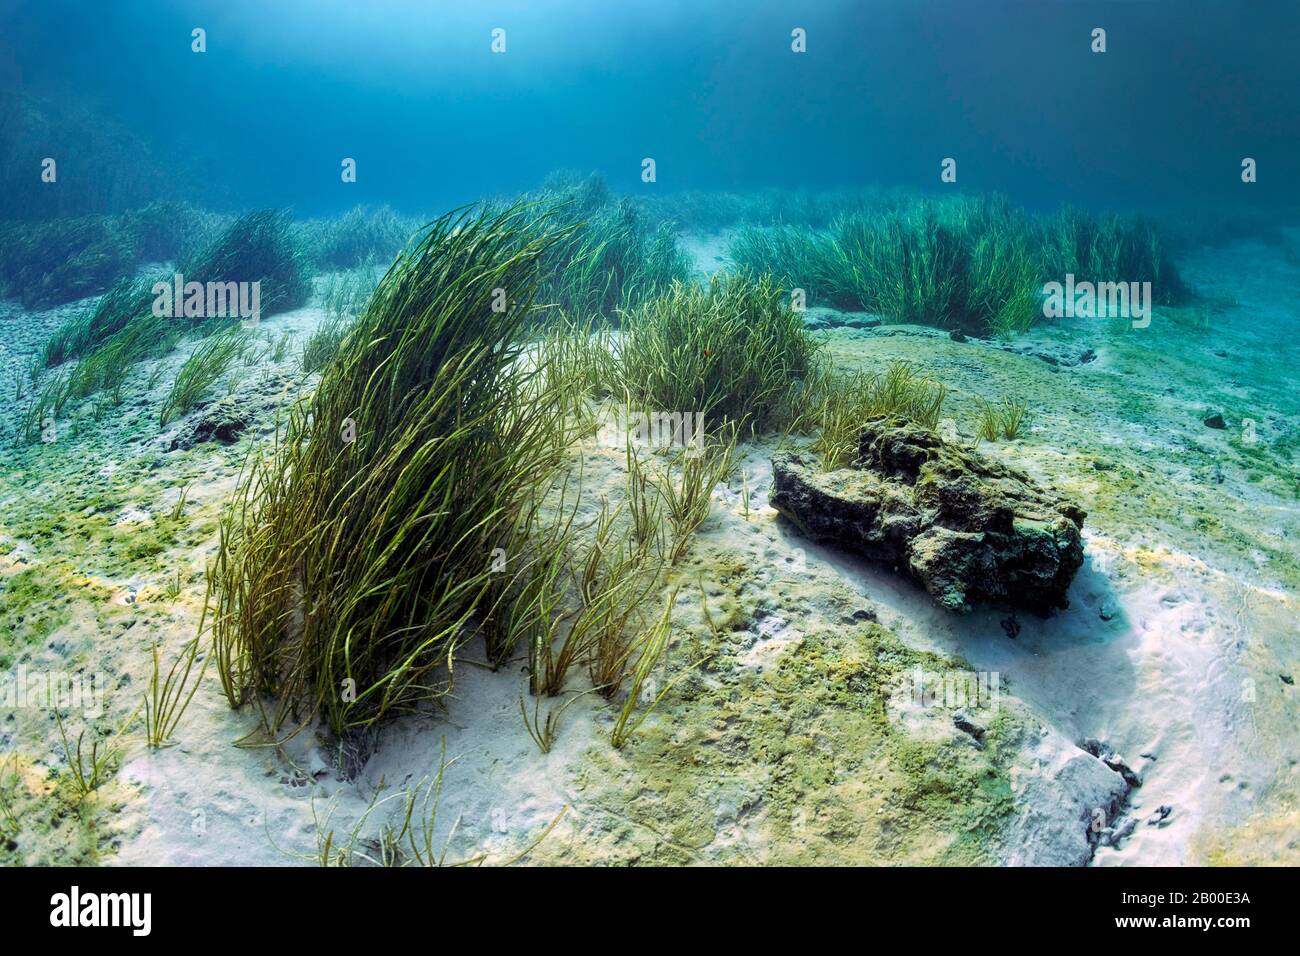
[730,200,1031,334]
[16,367,72,446]
[319,265,379,322]
[534,319,618,424]
[533,193,690,325]
[159,327,249,426]
[0,214,137,309]
[540,169,612,215]
[298,204,419,271]
[120,200,230,264]
[577,503,663,696]
[803,361,949,470]
[610,588,683,750]
[65,316,178,407]
[37,208,312,406]
[55,711,130,797]
[827,197,1041,335]
[206,201,582,734]
[1,202,231,316]
[42,276,156,367]
[141,638,208,749]
[297,267,379,374]
[975,396,1030,442]
[729,193,1185,337]
[300,314,352,375]
[1037,206,1187,305]
[179,208,312,319]
[616,273,818,434]
[727,224,844,305]
[654,428,738,564]
[640,185,892,231]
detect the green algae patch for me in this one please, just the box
[0,567,74,667]
[0,751,131,866]
[554,606,1018,864]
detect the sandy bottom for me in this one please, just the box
[1,236,1297,866]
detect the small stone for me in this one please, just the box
[948,330,967,343]
[1147,804,1173,825]
[1103,755,1142,788]
[1203,413,1227,429]
[1281,673,1294,685]
[1001,616,1021,639]
[953,711,986,742]
[1102,816,1137,846]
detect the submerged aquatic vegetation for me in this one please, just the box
[319,266,379,322]
[726,225,843,304]
[828,197,1041,335]
[803,361,949,470]
[0,214,137,309]
[159,327,249,426]
[1037,206,1186,305]
[43,276,156,367]
[36,208,310,406]
[299,313,352,375]
[532,499,657,697]
[729,193,1185,336]
[120,200,229,264]
[180,208,312,318]
[617,273,818,434]
[298,204,419,271]
[975,396,1030,442]
[206,201,581,734]
[17,367,71,445]
[0,202,229,312]
[654,427,738,563]
[640,185,891,231]
[534,319,617,426]
[610,588,683,749]
[533,188,690,324]
[577,505,663,696]
[66,316,178,407]
[299,267,379,374]
[54,706,137,797]
[0,751,19,836]
[142,638,207,749]
[307,740,566,867]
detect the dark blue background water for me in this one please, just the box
[1,0,1297,216]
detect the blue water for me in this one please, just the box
[2,0,1297,217]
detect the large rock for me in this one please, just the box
[770,416,1086,613]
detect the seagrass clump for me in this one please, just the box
[206,202,577,734]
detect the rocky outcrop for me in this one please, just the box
[166,395,253,451]
[770,416,1086,613]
